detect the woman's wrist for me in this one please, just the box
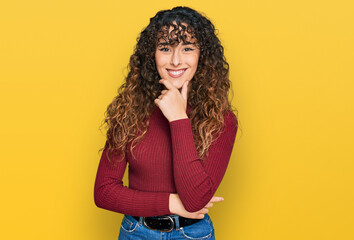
[169,193,177,214]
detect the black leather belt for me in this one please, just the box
[132,215,202,232]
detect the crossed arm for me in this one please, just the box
[94,148,171,217]
[168,110,238,212]
[94,110,237,216]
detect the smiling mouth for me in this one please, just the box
[166,68,187,78]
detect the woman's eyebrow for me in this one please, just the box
[157,41,197,47]
[157,42,169,46]
[182,42,196,45]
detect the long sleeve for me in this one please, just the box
[93,148,172,217]
[168,111,238,212]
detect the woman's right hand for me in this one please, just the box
[169,193,224,219]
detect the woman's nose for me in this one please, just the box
[170,50,181,66]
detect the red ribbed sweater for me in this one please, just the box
[94,104,238,217]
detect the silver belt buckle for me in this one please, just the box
[143,215,174,232]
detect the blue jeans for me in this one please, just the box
[118,213,215,240]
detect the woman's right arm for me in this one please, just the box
[94,148,172,217]
[169,193,224,219]
[94,148,222,218]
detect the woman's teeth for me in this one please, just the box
[169,70,184,75]
[167,69,186,77]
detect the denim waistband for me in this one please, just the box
[124,213,210,230]
[125,213,210,222]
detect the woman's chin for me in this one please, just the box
[165,78,187,90]
[171,82,183,90]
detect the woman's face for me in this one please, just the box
[155,26,200,91]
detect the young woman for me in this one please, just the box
[94,6,239,240]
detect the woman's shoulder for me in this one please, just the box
[224,109,237,124]
[224,110,238,127]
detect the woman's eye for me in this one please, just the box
[159,47,170,52]
[184,47,194,52]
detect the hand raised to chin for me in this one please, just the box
[154,79,189,122]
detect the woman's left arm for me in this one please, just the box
[169,110,238,212]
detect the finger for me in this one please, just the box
[154,98,160,107]
[198,214,205,219]
[181,80,189,102]
[158,95,163,100]
[159,79,176,90]
[202,208,209,214]
[205,202,213,208]
[195,208,208,216]
[210,196,224,202]
[161,90,167,94]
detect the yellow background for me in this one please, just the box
[1,0,353,239]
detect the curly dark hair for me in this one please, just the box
[99,6,239,166]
